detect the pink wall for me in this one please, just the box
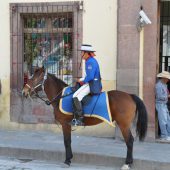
[117,0,158,140]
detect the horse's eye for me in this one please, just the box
[35,69,39,73]
[29,75,33,79]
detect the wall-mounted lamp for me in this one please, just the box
[11,5,17,13]
[137,7,152,32]
[79,1,83,11]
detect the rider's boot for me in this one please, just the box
[76,116,84,126]
[70,97,84,126]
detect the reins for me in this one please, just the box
[26,72,75,106]
[25,82,50,103]
[26,81,63,106]
[25,72,101,116]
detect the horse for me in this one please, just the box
[22,67,148,170]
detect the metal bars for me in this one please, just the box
[10,2,83,91]
[160,1,170,71]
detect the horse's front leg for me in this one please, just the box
[62,123,73,166]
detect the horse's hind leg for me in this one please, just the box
[125,130,134,165]
[62,123,73,166]
[120,127,134,169]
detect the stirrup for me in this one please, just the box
[69,118,78,126]
[69,118,84,126]
[76,119,84,126]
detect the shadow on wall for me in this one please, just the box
[0,79,2,117]
[0,79,1,94]
[0,78,10,119]
[0,79,2,118]
[0,78,9,118]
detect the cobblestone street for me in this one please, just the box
[0,156,117,170]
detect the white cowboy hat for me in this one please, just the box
[80,44,96,52]
[157,71,170,79]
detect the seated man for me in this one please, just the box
[70,44,102,126]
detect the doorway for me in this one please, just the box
[158,1,170,138]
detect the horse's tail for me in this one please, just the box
[131,94,148,141]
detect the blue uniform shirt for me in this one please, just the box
[83,56,101,83]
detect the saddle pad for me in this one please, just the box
[59,87,115,126]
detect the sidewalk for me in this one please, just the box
[0,129,169,170]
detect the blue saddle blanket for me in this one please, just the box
[59,87,114,126]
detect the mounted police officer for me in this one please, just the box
[70,44,102,126]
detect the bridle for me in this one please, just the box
[26,68,48,92]
[24,70,48,102]
[25,83,42,93]
[24,71,64,105]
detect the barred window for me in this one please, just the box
[23,13,73,85]
[10,2,83,123]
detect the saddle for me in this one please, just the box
[59,87,115,126]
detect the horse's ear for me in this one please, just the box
[41,65,45,72]
[34,67,39,73]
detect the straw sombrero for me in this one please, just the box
[80,44,96,52]
[157,71,170,79]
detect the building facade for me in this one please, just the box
[0,0,117,137]
[0,0,168,140]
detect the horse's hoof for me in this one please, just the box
[61,162,70,168]
[120,164,130,170]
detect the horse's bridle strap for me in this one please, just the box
[25,83,31,89]
[25,83,42,91]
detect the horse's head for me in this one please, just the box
[22,67,45,98]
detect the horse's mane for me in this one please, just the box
[47,73,68,88]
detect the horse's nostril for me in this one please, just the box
[22,89,28,98]
[22,90,25,96]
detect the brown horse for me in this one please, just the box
[22,67,148,170]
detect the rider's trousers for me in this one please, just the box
[73,83,90,101]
